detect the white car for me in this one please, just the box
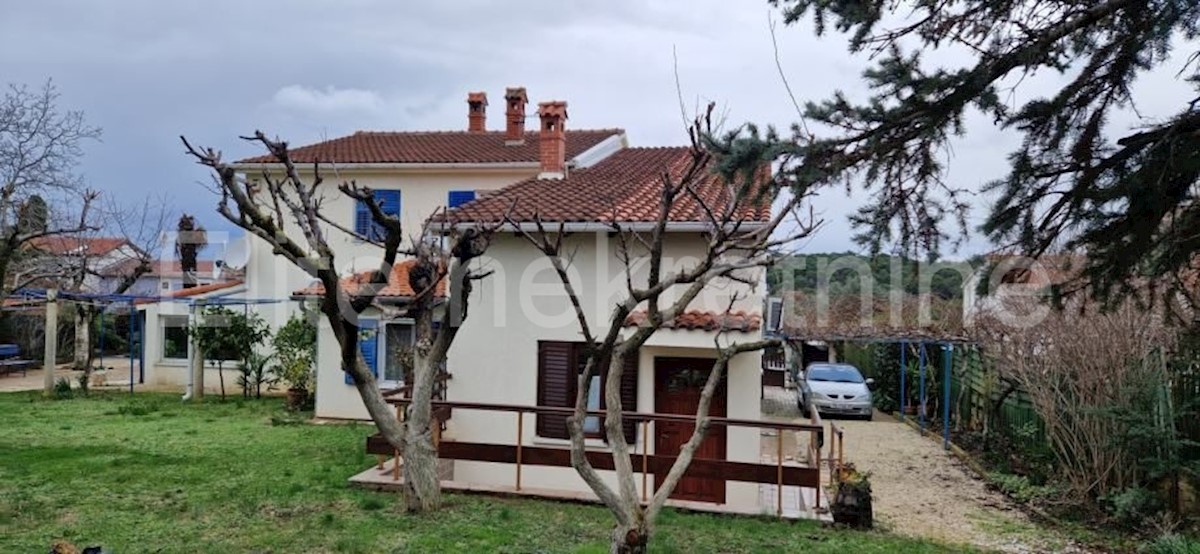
[797,363,875,420]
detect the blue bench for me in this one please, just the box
[0,343,33,377]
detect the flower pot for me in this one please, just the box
[285,388,308,411]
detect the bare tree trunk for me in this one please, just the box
[217,361,226,400]
[73,307,91,371]
[609,525,649,554]
[401,313,442,512]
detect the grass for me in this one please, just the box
[0,391,968,553]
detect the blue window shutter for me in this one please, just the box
[354,200,371,237]
[347,319,379,385]
[369,190,401,241]
[447,190,476,208]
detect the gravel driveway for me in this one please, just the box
[763,386,1090,553]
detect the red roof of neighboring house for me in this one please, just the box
[27,236,130,257]
[132,280,244,305]
[624,310,762,332]
[101,259,231,278]
[292,259,447,301]
[441,147,772,225]
[235,129,623,165]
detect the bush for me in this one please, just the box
[52,377,73,399]
[1140,533,1200,554]
[274,315,316,392]
[988,472,1058,505]
[1103,486,1162,529]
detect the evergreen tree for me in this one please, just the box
[737,0,1200,303]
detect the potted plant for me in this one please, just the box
[274,315,316,411]
[831,463,873,528]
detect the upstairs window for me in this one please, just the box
[447,190,476,208]
[355,190,401,241]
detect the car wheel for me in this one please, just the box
[863,412,873,422]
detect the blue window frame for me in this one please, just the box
[447,190,476,208]
[355,190,401,240]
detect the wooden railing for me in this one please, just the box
[367,399,827,516]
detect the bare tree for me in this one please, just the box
[24,194,171,372]
[181,131,500,512]
[973,295,1176,502]
[0,80,102,302]
[511,109,819,552]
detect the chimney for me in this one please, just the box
[504,87,528,144]
[537,100,568,179]
[467,91,487,133]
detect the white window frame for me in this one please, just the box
[379,318,415,387]
[161,315,190,361]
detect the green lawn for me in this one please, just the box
[0,391,968,553]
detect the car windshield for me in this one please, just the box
[806,364,864,384]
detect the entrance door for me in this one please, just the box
[654,357,727,503]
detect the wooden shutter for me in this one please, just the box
[536,341,573,439]
[347,320,379,385]
[619,350,639,444]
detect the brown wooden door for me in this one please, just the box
[654,357,727,504]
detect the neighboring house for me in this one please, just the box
[22,236,144,293]
[961,254,1077,325]
[102,259,241,298]
[137,280,246,390]
[294,96,772,512]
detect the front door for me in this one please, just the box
[654,357,727,504]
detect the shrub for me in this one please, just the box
[274,315,316,392]
[1139,533,1200,554]
[1103,486,1161,529]
[988,472,1058,505]
[52,377,73,399]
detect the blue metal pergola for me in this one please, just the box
[7,287,285,395]
[784,332,972,451]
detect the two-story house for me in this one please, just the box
[295,96,772,513]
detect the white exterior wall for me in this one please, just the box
[241,167,539,333]
[440,233,763,510]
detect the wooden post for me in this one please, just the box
[641,419,649,502]
[814,429,821,510]
[776,427,783,517]
[43,289,58,394]
[515,411,524,491]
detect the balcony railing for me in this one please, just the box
[366,398,840,517]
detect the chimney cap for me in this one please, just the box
[504,87,528,102]
[467,91,488,106]
[537,100,568,120]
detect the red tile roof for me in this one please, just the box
[292,259,446,301]
[440,147,772,225]
[624,310,762,332]
[132,280,244,305]
[27,236,130,257]
[101,259,234,279]
[235,129,623,165]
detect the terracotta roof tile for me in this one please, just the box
[440,147,772,225]
[624,310,762,332]
[235,129,623,165]
[292,259,446,301]
[27,236,130,257]
[132,280,244,305]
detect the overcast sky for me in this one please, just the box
[2,1,1195,260]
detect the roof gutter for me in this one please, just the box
[437,221,770,233]
[231,161,541,172]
